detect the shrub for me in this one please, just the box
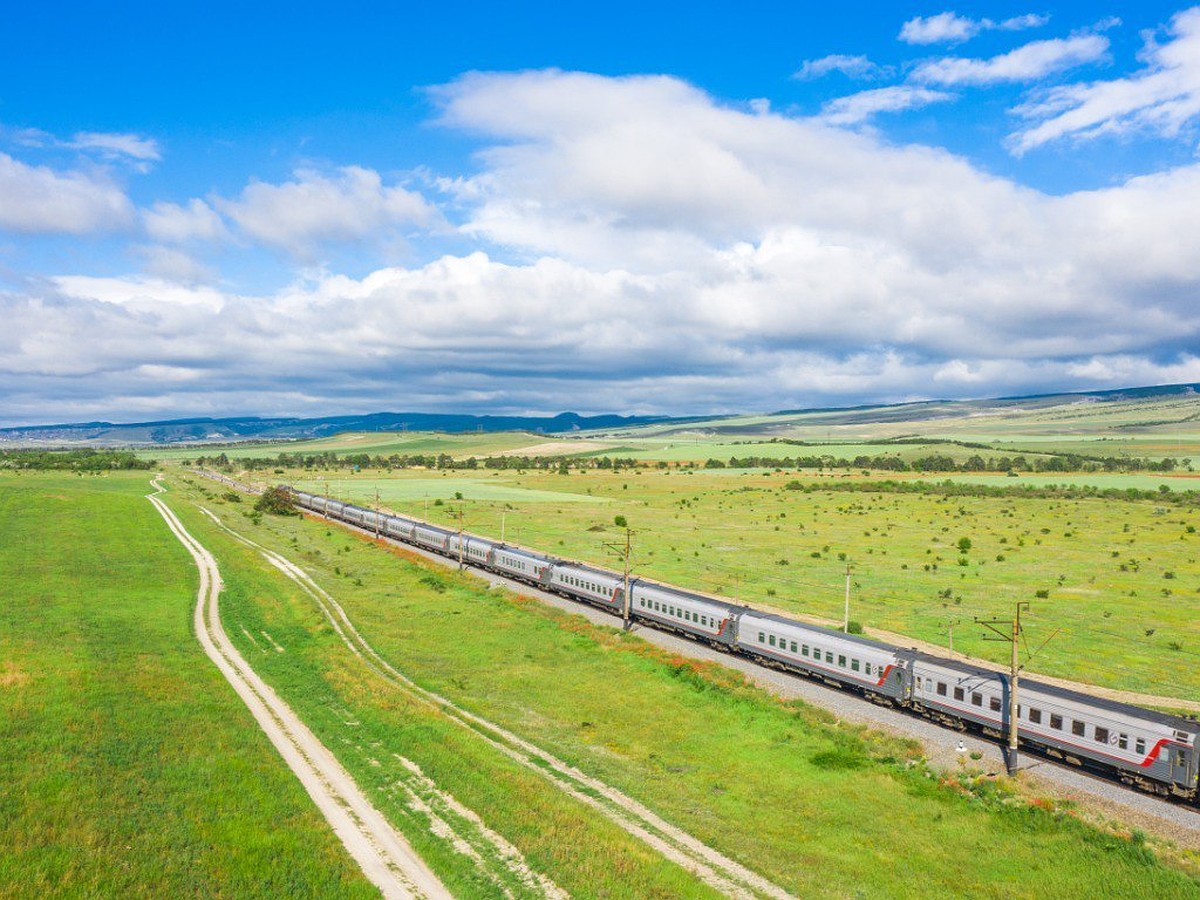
[846,620,864,634]
[614,515,628,528]
[253,486,296,516]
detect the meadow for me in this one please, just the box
[171,473,1200,897]
[0,472,375,897]
[289,466,1200,702]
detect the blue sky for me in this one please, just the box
[3,2,1200,425]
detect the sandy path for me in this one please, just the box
[146,478,450,900]
[203,506,793,900]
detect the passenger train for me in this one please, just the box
[288,487,1200,801]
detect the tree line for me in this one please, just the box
[0,449,154,471]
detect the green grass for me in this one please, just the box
[173,475,1200,897]
[145,430,557,461]
[0,472,376,897]
[283,467,1200,701]
[300,475,611,504]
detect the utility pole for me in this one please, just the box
[945,617,960,657]
[604,528,634,630]
[374,487,381,537]
[843,563,852,632]
[501,512,506,544]
[976,602,1029,776]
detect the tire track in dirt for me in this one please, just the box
[147,478,450,900]
[202,506,794,900]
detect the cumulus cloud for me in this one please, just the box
[1010,7,1200,153]
[912,34,1108,85]
[821,85,957,125]
[214,165,440,259]
[142,198,227,244]
[794,54,891,81]
[900,11,1050,45]
[9,69,1200,423]
[0,152,133,234]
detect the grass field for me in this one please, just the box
[145,430,555,461]
[0,472,376,897]
[282,467,1200,702]
[174,474,1200,896]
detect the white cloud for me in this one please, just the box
[1010,7,1200,153]
[68,131,161,162]
[821,85,957,125]
[9,69,1200,423]
[899,11,1049,45]
[0,152,133,234]
[912,34,1108,86]
[142,198,227,243]
[215,165,440,258]
[900,12,980,45]
[794,54,891,81]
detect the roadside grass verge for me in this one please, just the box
[179,475,1200,898]
[0,472,375,897]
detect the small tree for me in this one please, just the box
[956,536,972,552]
[254,486,297,516]
[614,515,628,528]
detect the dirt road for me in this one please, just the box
[147,478,450,900]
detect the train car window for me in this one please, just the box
[953,687,964,701]
[790,641,797,652]
[1094,727,1109,744]
[1176,751,1186,767]
[1118,733,1128,750]
[838,654,846,667]
[1072,720,1086,737]
[971,693,983,707]
[802,645,809,657]
[1136,738,1146,755]
[825,651,834,663]
[989,697,1001,712]
[1050,714,1063,730]
[758,631,765,642]
[1029,708,1042,724]
[937,682,947,696]
[769,635,776,647]
[852,660,861,672]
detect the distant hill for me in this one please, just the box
[5,382,1199,447]
[0,411,708,447]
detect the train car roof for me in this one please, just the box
[741,608,906,654]
[552,560,624,580]
[632,579,743,612]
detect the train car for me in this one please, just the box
[383,514,416,541]
[1018,680,1200,797]
[549,562,626,613]
[910,655,1006,731]
[490,545,553,587]
[629,581,739,647]
[411,523,453,554]
[912,653,1199,796]
[447,533,498,567]
[737,611,911,701]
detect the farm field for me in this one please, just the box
[283,466,1200,703]
[146,429,553,462]
[0,472,376,897]
[170,472,1200,896]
